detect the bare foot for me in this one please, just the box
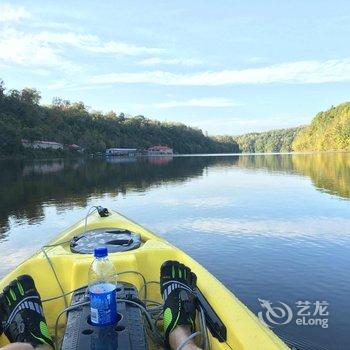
[1,343,34,350]
[169,325,202,350]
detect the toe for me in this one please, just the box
[189,272,197,290]
[2,289,9,309]
[0,292,9,312]
[161,260,174,276]
[3,285,16,310]
[161,260,177,294]
[178,263,186,280]
[9,280,25,304]
[0,292,8,332]
[161,260,180,279]
[1,276,38,312]
[16,275,36,297]
[183,266,191,283]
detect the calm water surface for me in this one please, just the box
[0,153,349,349]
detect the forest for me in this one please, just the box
[1,79,349,157]
[0,80,239,156]
[292,102,350,151]
[234,127,302,153]
[234,102,350,153]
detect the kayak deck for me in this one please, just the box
[0,210,289,349]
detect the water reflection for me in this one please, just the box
[235,153,350,199]
[0,154,349,350]
[0,156,225,238]
[0,153,349,239]
[292,153,350,199]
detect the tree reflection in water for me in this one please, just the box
[0,153,349,240]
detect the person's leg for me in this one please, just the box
[160,261,202,350]
[0,275,53,349]
[1,343,34,350]
[169,325,201,350]
[0,344,50,350]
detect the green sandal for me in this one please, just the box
[0,275,54,349]
[160,260,197,349]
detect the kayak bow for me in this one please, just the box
[0,209,289,350]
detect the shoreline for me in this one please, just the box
[1,149,349,161]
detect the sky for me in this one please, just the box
[1,1,350,135]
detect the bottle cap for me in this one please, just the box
[94,246,108,258]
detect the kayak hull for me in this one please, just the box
[0,210,289,349]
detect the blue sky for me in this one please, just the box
[1,1,350,134]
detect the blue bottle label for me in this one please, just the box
[89,283,117,326]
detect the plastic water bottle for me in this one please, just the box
[88,246,117,326]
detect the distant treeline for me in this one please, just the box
[235,102,350,153]
[234,127,302,153]
[0,80,239,156]
[292,102,350,151]
[1,79,349,157]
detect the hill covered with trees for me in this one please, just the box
[0,80,239,156]
[1,79,349,157]
[292,103,350,151]
[234,102,350,153]
[234,127,302,153]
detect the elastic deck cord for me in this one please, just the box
[43,206,211,349]
[176,331,202,350]
[41,206,105,309]
[41,247,68,309]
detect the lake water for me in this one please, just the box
[0,153,349,350]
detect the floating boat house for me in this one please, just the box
[105,148,137,156]
[147,145,173,155]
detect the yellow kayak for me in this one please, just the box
[0,209,289,349]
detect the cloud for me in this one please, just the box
[0,3,30,22]
[154,97,241,108]
[0,28,79,71]
[89,58,350,86]
[187,115,310,135]
[158,216,350,240]
[32,31,163,55]
[46,80,68,90]
[138,57,202,66]
[86,41,163,56]
[157,197,235,208]
[0,29,164,71]
[248,56,265,63]
[0,4,164,71]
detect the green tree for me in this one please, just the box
[22,127,43,141]
[234,128,302,153]
[21,88,41,105]
[0,80,5,97]
[0,120,22,155]
[293,103,350,151]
